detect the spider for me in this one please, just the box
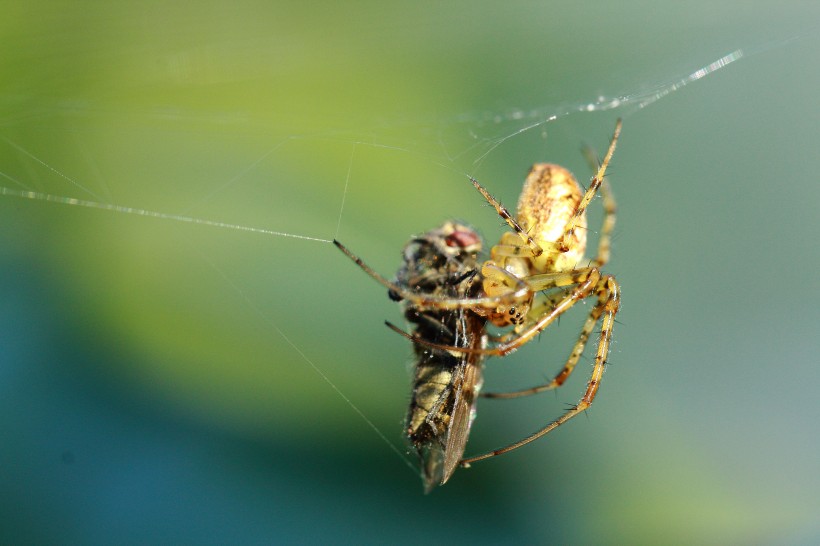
[334,118,622,477]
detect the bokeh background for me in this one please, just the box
[1,1,818,544]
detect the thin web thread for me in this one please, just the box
[0,48,753,482]
[179,139,289,216]
[0,186,331,244]
[467,49,744,168]
[335,142,357,240]
[1,136,104,201]
[199,253,419,475]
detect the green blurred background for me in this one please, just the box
[1,1,818,544]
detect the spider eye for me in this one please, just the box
[388,289,403,302]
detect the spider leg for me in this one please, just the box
[525,267,597,293]
[460,275,620,467]
[334,239,529,311]
[386,268,601,356]
[484,289,568,344]
[579,143,617,268]
[561,118,622,252]
[481,281,609,398]
[487,331,512,343]
[469,177,544,258]
[591,179,616,268]
[480,262,531,296]
[411,311,457,339]
[489,237,560,259]
[483,267,601,356]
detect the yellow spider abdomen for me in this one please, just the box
[517,163,587,272]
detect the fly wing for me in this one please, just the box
[440,313,486,485]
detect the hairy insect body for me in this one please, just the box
[406,311,486,492]
[394,222,488,492]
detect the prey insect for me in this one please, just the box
[335,119,623,489]
[336,223,489,491]
[393,221,488,492]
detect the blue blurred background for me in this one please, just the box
[1,1,819,544]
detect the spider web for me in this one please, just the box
[0,34,795,476]
[3,1,820,541]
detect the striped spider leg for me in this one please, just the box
[335,119,622,475]
[383,119,624,467]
